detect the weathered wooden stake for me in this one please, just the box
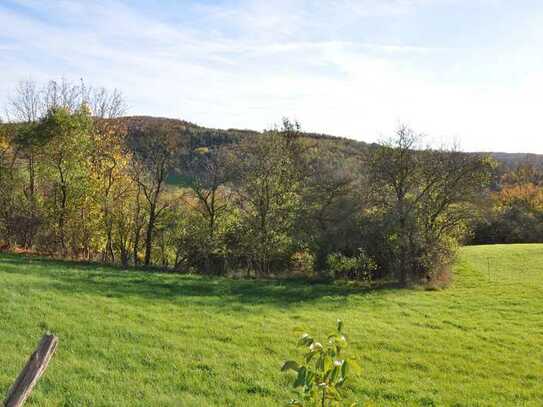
[4,334,58,407]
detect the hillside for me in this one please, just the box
[1,245,542,406]
[2,116,541,168]
[485,151,543,168]
[120,117,543,174]
[118,115,371,156]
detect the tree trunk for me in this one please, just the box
[143,208,156,266]
[58,164,68,257]
[26,152,35,249]
[398,202,409,287]
[106,223,114,263]
[132,187,143,266]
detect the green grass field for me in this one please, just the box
[1,244,542,406]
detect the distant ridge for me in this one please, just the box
[117,116,543,167]
[2,115,541,167]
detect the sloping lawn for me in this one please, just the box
[0,245,542,406]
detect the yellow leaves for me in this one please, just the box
[0,136,9,153]
[0,127,13,156]
[194,146,209,155]
[497,183,543,210]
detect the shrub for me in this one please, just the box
[281,320,360,406]
[326,249,376,282]
[290,249,315,276]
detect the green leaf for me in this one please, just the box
[281,360,300,372]
[298,333,314,347]
[323,355,333,372]
[309,342,323,352]
[316,355,325,372]
[305,371,315,385]
[341,360,349,379]
[337,319,343,333]
[293,366,307,388]
[304,351,317,364]
[330,365,341,383]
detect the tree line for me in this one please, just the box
[0,79,518,286]
[472,161,543,244]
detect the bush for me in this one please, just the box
[290,249,315,276]
[326,249,376,282]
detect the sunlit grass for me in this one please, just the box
[0,244,542,406]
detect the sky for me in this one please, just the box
[1,0,543,153]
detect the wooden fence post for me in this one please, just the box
[4,334,58,407]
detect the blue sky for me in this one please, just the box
[1,0,543,153]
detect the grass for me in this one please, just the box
[0,244,542,406]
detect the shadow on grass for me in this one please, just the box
[0,253,400,308]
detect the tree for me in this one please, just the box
[128,123,182,266]
[6,78,127,121]
[368,125,492,285]
[0,124,19,246]
[37,106,94,256]
[472,175,543,244]
[85,86,127,119]
[368,126,420,285]
[6,80,43,122]
[42,78,82,113]
[4,79,127,249]
[230,128,302,276]
[90,119,135,264]
[300,140,362,269]
[185,145,232,273]
[6,81,44,246]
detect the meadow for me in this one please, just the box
[1,244,542,406]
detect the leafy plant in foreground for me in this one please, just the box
[282,320,360,406]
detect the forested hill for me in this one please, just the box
[116,115,371,152]
[486,151,543,167]
[109,116,373,185]
[115,116,541,168]
[1,115,539,167]
[118,115,360,142]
